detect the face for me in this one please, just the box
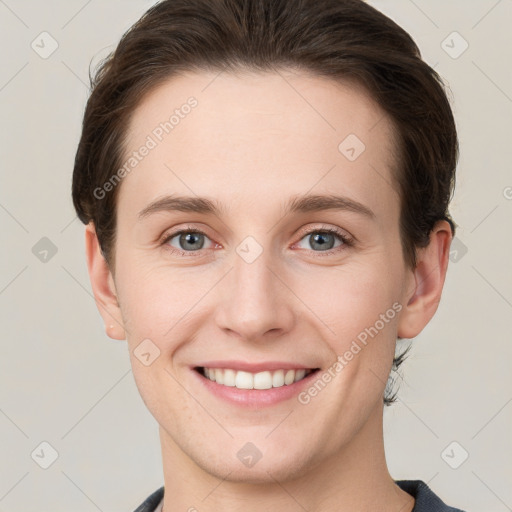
[94,69,426,483]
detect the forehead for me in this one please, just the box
[119,69,400,222]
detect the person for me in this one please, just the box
[71,0,465,510]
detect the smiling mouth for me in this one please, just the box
[195,366,320,390]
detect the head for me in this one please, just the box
[73,0,457,484]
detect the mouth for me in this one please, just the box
[194,366,320,390]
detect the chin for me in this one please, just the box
[198,450,312,485]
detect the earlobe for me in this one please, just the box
[85,222,126,340]
[397,220,452,339]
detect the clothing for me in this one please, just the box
[133,479,467,512]
[395,480,466,511]
[133,486,163,512]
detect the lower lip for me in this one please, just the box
[192,368,320,408]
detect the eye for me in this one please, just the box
[294,227,352,255]
[160,225,353,257]
[162,228,214,255]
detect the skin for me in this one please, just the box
[85,69,451,511]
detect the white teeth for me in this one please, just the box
[215,368,224,385]
[272,370,285,387]
[235,371,253,389]
[253,371,272,390]
[201,367,313,389]
[223,369,236,387]
[294,369,306,382]
[284,369,295,385]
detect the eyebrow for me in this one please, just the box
[137,193,375,220]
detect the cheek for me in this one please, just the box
[303,259,403,344]
[115,256,219,344]
[115,236,406,354]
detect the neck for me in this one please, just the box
[159,401,414,512]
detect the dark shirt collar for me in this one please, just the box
[133,480,466,512]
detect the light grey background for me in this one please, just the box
[1,1,511,511]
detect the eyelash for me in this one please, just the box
[160,224,354,258]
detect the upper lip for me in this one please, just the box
[194,361,319,373]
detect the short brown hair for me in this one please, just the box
[72,0,458,405]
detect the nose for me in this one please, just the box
[214,246,296,343]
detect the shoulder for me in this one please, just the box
[132,482,467,512]
[396,480,467,512]
[132,486,164,512]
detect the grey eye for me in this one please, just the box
[296,231,344,251]
[167,231,212,252]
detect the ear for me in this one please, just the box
[85,222,126,340]
[397,220,453,339]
